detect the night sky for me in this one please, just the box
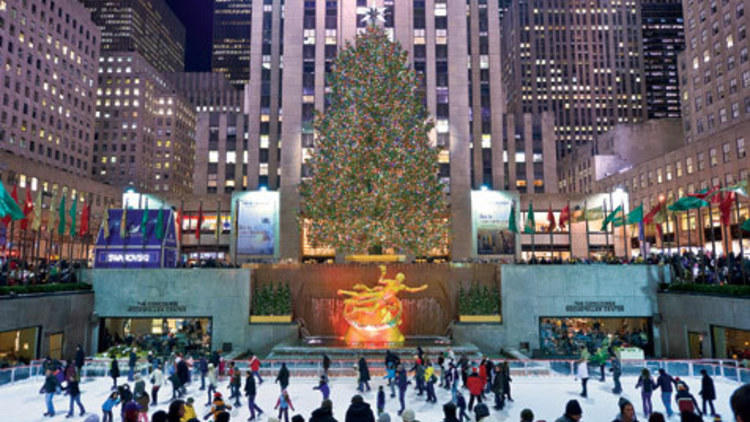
[166,0,214,71]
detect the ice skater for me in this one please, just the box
[699,369,717,417]
[466,367,484,411]
[64,368,86,417]
[610,356,623,395]
[40,369,61,417]
[636,368,656,418]
[110,357,120,388]
[576,358,589,398]
[205,363,218,406]
[396,364,410,416]
[249,353,264,384]
[358,356,372,392]
[274,389,295,422]
[313,374,330,400]
[377,385,386,415]
[276,362,290,392]
[101,391,120,422]
[655,368,677,417]
[245,369,264,421]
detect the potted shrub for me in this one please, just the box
[249,283,293,323]
[458,283,501,323]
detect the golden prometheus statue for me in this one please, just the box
[337,265,428,344]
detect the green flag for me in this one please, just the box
[721,180,748,197]
[601,205,623,231]
[524,202,535,234]
[141,199,149,237]
[57,193,66,236]
[69,195,77,237]
[0,181,24,221]
[626,205,644,224]
[508,202,518,233]
[156,207,165,240]
[668,196,708,211]
[742,219,750,232]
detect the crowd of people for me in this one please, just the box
[100,320,211,359]
[35,345,750,422]
[0,257,82,286]
[539,319,651,358]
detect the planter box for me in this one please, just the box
[345,254,406,263]
[458,315,502,323]
[249,315,293,323]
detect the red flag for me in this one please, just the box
[195,202,203,240]
[20,188,33,230]
[643,201,664,224]
[687,186,719,200]
[2,185,19,226]
[547,205,556,232]
[719,192,734,226]
[177,205,183,243]
[558,205,570,229]
[79,203,90,236]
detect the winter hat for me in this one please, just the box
[565,399,583,416]
[520,409,534,422]
[292,416,305,422]
[150,411,167,422]
[213,392,223,398]
[378,413,391,422]
[618,397,632,412]
[474,403,490,419]
[187,397,194,404]
[401,409,416,421]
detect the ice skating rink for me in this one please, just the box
[0,374,742,421]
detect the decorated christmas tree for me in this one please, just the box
[299,21,447,256]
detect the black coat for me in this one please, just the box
[700,374,716,400]
[310,406,338,422]
[75,348,85,369]
[66,380,81,396]
[323,355,331,371]
[110,359,120,378]
[177,360,189,384]
[244,374,256,396]
[358,358,371,382]
[41,374,59,393]
[276,365,290,389]
[344,401,375,422]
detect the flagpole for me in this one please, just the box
[549,202,554,260]
[674,213,680,254]
[707,200,717,258]
[216,200,221,249]
[603,200,609,259]
[567,200,572,260]
[622,201,628,260]
[697,207,705,252]
[735,193,746,284]
[584,201,591,259]
[530,202,535,260]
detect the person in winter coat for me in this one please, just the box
[730,384,750,422]
[203,392,232,421]
[41,369,61,417]
[314,374,331,400]
[151,364,165,405]
[275,389,295,422]
[135,388,149,422]
[442,402,460,422]
[478,359,489,398]
[166,399,185,422]
[229,363,242,406]
[133,374,146,399]
[610,356,623,394]
[377,386,386,415]
[466,367,484,411]
[410,357,425,396]
[384,360,397,398]
[636,368,656,418]
[491,365,505,411]
[169,368,183,400]
[176,356,190,394]
[520,409,535,422]
[309,399,337,422]
[245,369,264,421]
[474,403,490,422]
[198,355,208,391]
[675,383,702,417]
[555,399,583,422]
[110,357,120,388]
[612,397,638,422]
[345,394,375,422]
[424,360,437,403]
[250,353,264,384]
[75,345,85,373]
[102,392,120,422]
[699,369,717,416]
[396,365,410,416]
[502,361,513,402]
[576,359,590,398]
[655,368,677,417]
[182,397,198,422]
[322,354,332,377]
[128,348,138,381]
[65,368,86,417]
[358,356,372,392]
[276,362,290,391]
[455,391,470,422]
[205,363,218,406]
[482,358,494,395]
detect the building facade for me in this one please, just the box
[502,0,648,155]
[92,52,196,194]
[83,0,186,73]
[212,0,253,87]
[0,0,100,179]
[642,0,685,118]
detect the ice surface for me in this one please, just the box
[0,373,742,421]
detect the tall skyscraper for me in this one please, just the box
[212,0,252,87]
[236,0,558,260]
[642,0,685,119]
[83,0,186,73]
[502,0,648,155]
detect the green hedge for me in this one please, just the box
[251,283,292,315]
[458,283,500,315]
[663,282,750,297]
[0,282,91,296]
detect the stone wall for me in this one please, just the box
[657,292,750,358]
[0,291,94,360]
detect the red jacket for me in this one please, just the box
[466,373,484,396]
[478,365,488,383]
[250,357,261,372]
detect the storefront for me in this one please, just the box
[0,327,39,366]
[99,317,211,356]
[539,317,653,358]
[711,325,750,361]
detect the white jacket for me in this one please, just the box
[207,368,217,386]
[151,368,165,386]
[577,362,589,379]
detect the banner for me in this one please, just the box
[235,191,279,256]
[471,190,517,255]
